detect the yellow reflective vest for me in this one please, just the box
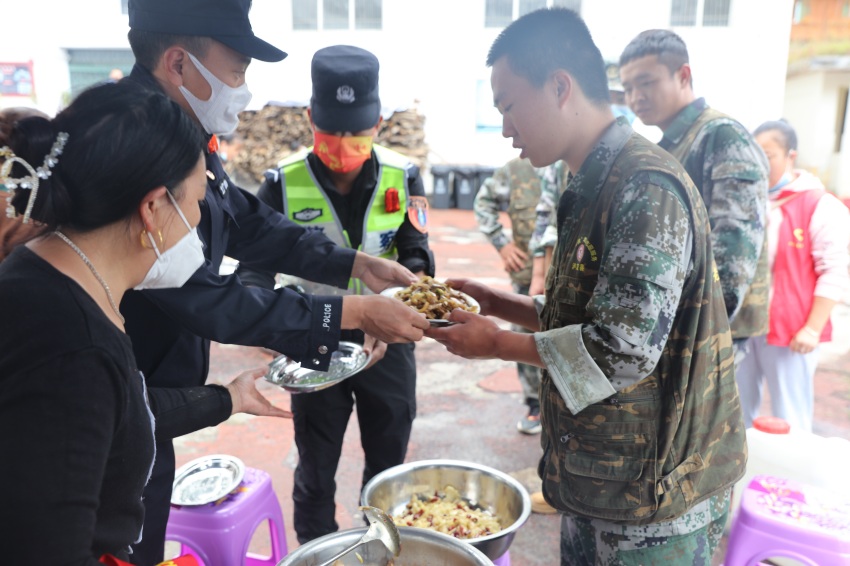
[276,145,411,295]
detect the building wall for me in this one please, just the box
[823,71,850,194]
[784,71,850,195]
[2,0,794,170]
[790,0,850,43]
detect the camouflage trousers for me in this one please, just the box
[560,488,731,565]
[512,283,541,406]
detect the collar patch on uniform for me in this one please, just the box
[407,195,429,234]
[294,207,323,222]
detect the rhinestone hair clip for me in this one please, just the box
[0,131,69,224]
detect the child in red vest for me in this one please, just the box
[736,119,850,432]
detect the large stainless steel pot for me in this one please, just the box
[276,526,493,565]
[360,459,531,561]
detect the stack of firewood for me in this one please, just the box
[230,103,428,184]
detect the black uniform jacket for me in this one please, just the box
[120,64,355,439]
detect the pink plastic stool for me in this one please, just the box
[724,475,850,566]
[492,550,511,565]
[166,467,288,566]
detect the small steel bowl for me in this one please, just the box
[360,459,531,561]
[171,454,245,506]
[276,526,493,565]
[265,341,370,394]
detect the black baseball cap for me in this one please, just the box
[128,0,287,62]
[310,45,381,133]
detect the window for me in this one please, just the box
[793,0,810,23]
[552,0,582,11]
[121,0,128,15]
[486,0,513,27]
[291,0,382,30]
[519,0,546,17]
[323,0,348,29]
[66,49,135,99]
[486,0,581,27]
[671,0,698,26]
[355,0,382,29]
[671,0,730,27]
[703,0,730,26]
[293,0,318,29]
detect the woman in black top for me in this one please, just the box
[0,82,225,564]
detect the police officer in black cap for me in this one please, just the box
[238,45,434,544]
[121,1,430,563]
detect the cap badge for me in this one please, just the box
[336,85,356,104]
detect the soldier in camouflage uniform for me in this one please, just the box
[619,30,770,363]
[427,8,746,564]
[528,160,568,295]
[473,157,545,434]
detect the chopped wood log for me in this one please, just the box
[230,103,429,185]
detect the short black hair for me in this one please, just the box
[486,7,610,106]
[619,29,689,76]
[754,119,798,152]
[127,29,211,71]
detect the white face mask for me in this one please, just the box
[178,52,252,136]
[134,191,206,290]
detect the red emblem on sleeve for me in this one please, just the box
[407,196,429,234]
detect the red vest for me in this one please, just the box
[768,188,830,346]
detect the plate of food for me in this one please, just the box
[264,341,371,393]
[171,454,245,506]
[381,276,480,326]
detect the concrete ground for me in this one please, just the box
[170,208,850,565]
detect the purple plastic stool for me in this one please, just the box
[492,550,511,565]
[166,467,288,566]
[724,474,850,566]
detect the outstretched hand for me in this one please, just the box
[353,252,418,293]
[350,295,430,343]
[226,368,293,418]
[425,309,501,359]
[443,278,498,315]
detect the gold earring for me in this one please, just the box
[140,229,164,249]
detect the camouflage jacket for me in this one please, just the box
[473,158,542,285]
[660,98,769,339]
[535,117,746,524]
[529,160,569,256]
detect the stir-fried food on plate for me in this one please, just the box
[393,276,479,320]
[392,485,502,539]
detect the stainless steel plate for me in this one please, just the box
[381,282,480,327]
[171,454,245,506]
[265,341,371,394]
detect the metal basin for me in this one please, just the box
[276,526,493,565]
[360,459,531,561]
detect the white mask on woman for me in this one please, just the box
[134,191,206,290]
[178,52,252,136]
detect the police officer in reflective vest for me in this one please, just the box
[238,45,434,543]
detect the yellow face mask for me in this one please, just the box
[313,131,373,173]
